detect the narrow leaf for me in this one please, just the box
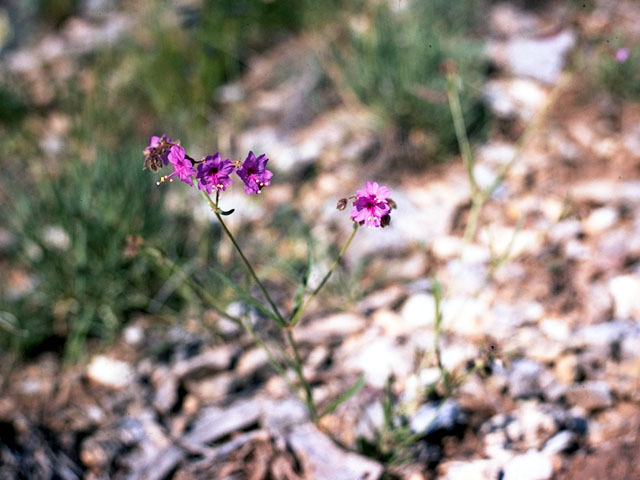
[319,374,365,418]
[218,208,235,216]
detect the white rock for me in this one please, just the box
[86,355,134,389]
[445,259,488,295]
[547,220,581,243]
[123,325,144,346]
[609,275,640,319]
[287,423,383,480]
[442,296,486,338]
[295,313,367,343]
[343,337,412,388]
[400,293,436,329]
[584,207,618,236]
[42,225,71,251]
[571,180,640,205]
[484,78,548,121]
[542,430,575,455]
[439,459,502,480]
[540,318,570,342]
[503,449,553,480]
[236,347,269,376]
[566,381,613,411]
[505,30,575,84]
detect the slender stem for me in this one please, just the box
[201,190,286,326]
[446,72,479,199]
[432,278,450,393]
[286,328,317,421]
[462,197,483,245]
[289,223,359,326]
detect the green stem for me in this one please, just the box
[289,223,359,326]
[446,72,479,199]
[286,329,317,421]
[462,197,483,245]
[432,278,450,393]
[201,191,286,327]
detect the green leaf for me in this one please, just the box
[319,374,365,418]
[208,267,282,324]
[291,242,313,319]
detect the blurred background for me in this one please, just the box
[1,0,640,478]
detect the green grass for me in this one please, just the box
[0,140,196,361]
[332,0,488,161]
[118,0,351,128]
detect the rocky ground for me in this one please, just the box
[2,1,640,479]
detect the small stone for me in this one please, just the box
[584,207,618,236]
[573,321,632,350]
[484,78,548,121]
[86,355,134,389]
[566,381,613,411]
[262,397,309,433]
[609,275,640,319]
[505,30,575,84]
[503,449,553,480]
[441,296,486,338]
[555,355,578,384]
[400,293,436,329]
[439,459,501,480]
[184,373,233,402]
[295,313,367,342]
[287,423,383,480]
[508,359,543,399]
[236,347,269,377]
[547,219,582,243]
[542,430,576,455]
[409,399,467,437]
[123,325,144,346]
[540,318,570,342]
[343,336,413,388]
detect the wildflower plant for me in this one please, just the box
[142,136,395,422]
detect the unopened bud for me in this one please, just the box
[337,198,348,210]
[387,198,397,210]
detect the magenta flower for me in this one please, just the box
[615,47,629,63]
[158,145,196,186]
[196,153,234,193]
[350,181,392,228]
[236,151,273,194]
[143,134,173,172]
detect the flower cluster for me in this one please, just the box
[340,181,394,228]
[143,135,273,195]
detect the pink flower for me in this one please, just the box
[196,153,234,193]
[350,181,391,228]
[615,47,629,63]
[158,145,196,186]
[236,151,273,194]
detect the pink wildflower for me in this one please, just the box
[158,145,196,187]
[350,181,391,228]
